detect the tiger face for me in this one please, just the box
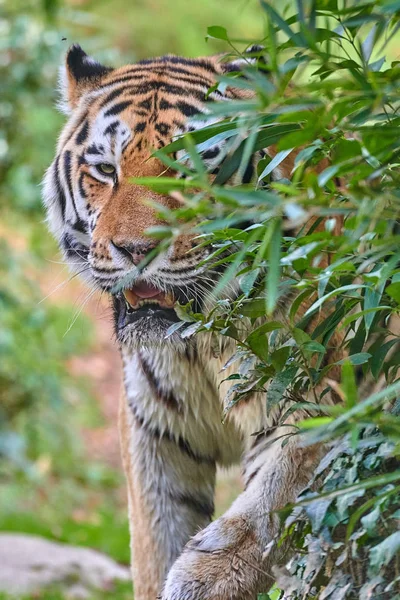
[43,45,255,347]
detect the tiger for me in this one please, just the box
[43,44,343,600]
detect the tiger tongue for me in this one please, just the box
[123,282,175,309]
[131,282,161,299]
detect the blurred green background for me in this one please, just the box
[0,0,261,598]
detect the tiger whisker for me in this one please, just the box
[63,286,99,337]
[38,266,91,305]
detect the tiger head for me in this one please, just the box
[43,45,259,348]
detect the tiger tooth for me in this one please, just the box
[164,292,175,307]
[123,289,175,310]
[124,289,140,308]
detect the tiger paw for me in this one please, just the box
[161,516,268,600]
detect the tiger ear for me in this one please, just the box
[58,44,113,114]
[220,45,269,74]
[217,45,270,99]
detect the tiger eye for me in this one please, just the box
[97,163,116,175]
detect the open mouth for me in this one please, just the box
[123,281,175,310]
[114,281,181,329]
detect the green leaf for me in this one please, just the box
[386,281,400,304]
[240,268,260,296]
[303,341,326,354]
[361,505,381,535]
[337,353,372,366]
[258,149,293,181]
[261,0,306,46]
[129,176,204,193]
[246,321,284,361]
[215,124,300,185]
[240,298,268,319]
[370,531,400,572]
[364,278,385,334]
[305,285,368,316]
[247,328,269,361]
[162,120,239,154]
[289,289,315,322]
[270,346,291,371]
[266,218,282,314]
[266,367,297,412]
[206,26,229,41]
[305,498,332,531]
[292,327,312,347]
[341,361,359,409]
[165,321,186,338]
[370,339,399,379]
[317,165,340,187]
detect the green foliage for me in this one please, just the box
[275,427,399,599]
[0,503,130,565]
[0,238,93,473]
[0,234,129,568]
[2,0,400,596]
[0,3,264,597]
[1,0,63,212]
[137,0,400,596]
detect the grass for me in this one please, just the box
[0,505,130,565]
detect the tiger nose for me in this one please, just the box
[110,240,158,266]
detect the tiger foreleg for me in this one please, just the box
[119,394,217,600]
[161,428,323,600]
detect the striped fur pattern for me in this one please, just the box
[43,45,330,600]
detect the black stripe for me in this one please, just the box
[53,156,66,221]
[76,119,89,144]
[98,75,148,89]
[86,143,101,155]
[133,110,149,118]
[99,77,207,101]
[104,120,119,136]
[63,150,78,217]
[128,399,216,465]
[61,111,88,153]
[244,467,261,488]
[137,56,215,72]
[202,147,220,160]
[78,172,87,198]
[121,68,214,90]
[160,266,195,275]
[138,97,152,111]
[175,101,202,117]
[139,353,181,412]
[71,217,88,235]
[134,122,146,133]
[124,81,206,100]
[122,64,214,83]
[104,100,132,117]
[171,492,214,519]
[62,233,88,259]
[91,265,123,274]
[242,161,255,184]
[160,99,174,110]
[99,86,127,108]
[155,122,170,136]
